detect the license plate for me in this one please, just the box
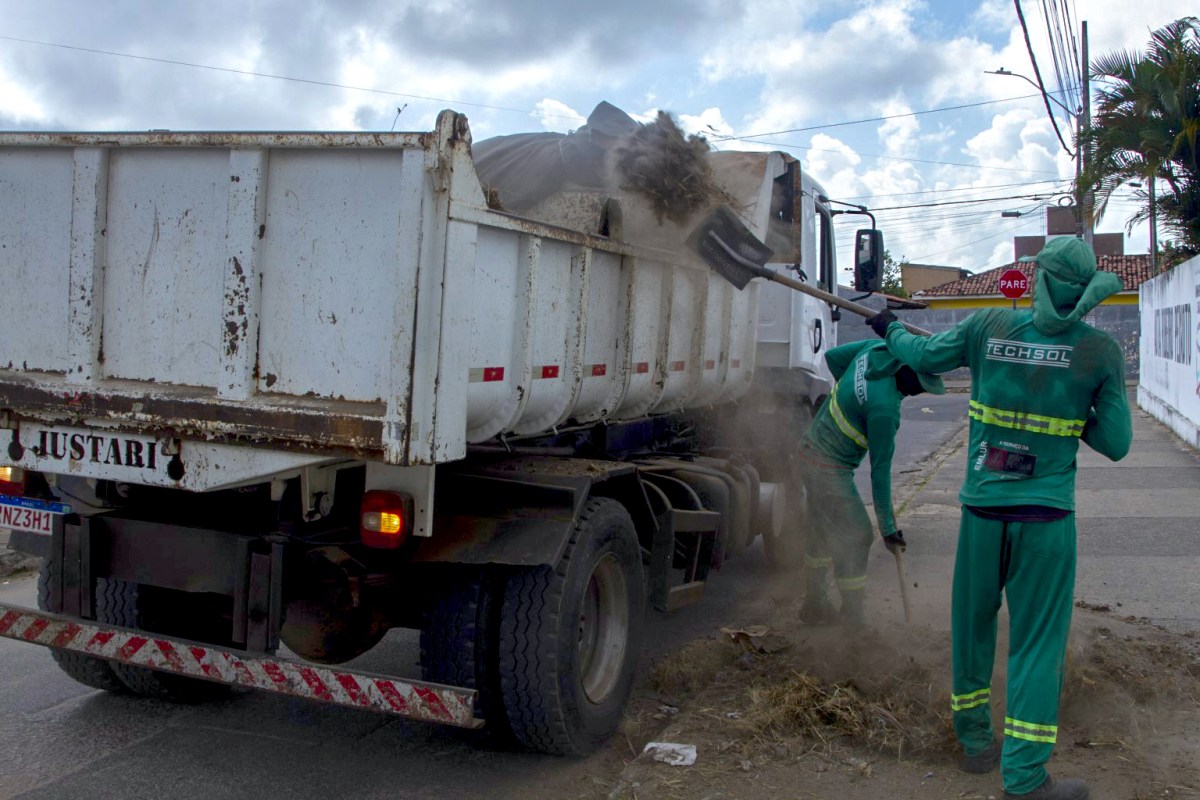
[0,495,70,536]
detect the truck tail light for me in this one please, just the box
[360,491,413,549]
[0,466,26,496]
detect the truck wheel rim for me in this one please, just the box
[577,552,629,704]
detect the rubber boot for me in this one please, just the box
[798,567,836,624]
[838,588,866,626]
[960,738,1001,774]
[1003,776,1089,800]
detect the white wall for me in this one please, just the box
[1138,255,1200,449]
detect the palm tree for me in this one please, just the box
[1076,17,1200,265]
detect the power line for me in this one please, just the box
[1014,0,1075,156]
[869,192,1053,212]
[3,31,1071,156]
[741,137,1062,175]
[900,209,1048,264]
[0,34,584,122]
[840,178,1066,200]
[0,31,1079,185]
[710,92,1054,142]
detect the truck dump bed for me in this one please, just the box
[0,112,769,475]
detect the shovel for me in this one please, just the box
[687,205,932,336]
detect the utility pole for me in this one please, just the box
[1149,179,1159,271]
[1080,20,1094,246]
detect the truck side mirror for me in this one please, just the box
[854,229,884,293]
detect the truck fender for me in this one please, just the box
[412,459,656,567]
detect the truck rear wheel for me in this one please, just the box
[499,498,644,755]
[36,560,128,694]
[420,565,509,736]
[762,475,807,571]
[99,580,233,704]
[763,401,814,572]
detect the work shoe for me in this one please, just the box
[960,738,1001,774]
[1003,775,1089,800]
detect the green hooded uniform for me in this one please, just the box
[880,237,1132,794]
[797,339,942,621]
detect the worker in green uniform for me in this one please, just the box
[796,338,944,625]
[866,236,1132,800]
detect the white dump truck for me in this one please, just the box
[0,110,880,754]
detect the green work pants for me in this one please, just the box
[951,508,1076,795]
[798,455,874,595]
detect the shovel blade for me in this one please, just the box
[686,205,774,291]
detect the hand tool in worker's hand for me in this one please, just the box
[687,204,931,336]
[882,530,913,623]
[893,549,913,624]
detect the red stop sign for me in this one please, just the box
[998,268,1029,299]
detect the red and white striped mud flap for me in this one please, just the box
[0,603,482,729]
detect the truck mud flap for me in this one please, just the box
[0,602,482,729]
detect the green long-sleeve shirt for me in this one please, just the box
[802,341,903,537]
[883,308,1131,510]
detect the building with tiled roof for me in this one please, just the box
[913,254,1153,310]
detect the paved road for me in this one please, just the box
[0,396,969,800]
[3,390,1194,798]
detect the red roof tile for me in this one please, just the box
[915,254,1154,297]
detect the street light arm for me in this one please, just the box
[985,69,1075,116]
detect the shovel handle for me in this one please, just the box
[700,227,931,336]
[765,269,932,337]
[893,549,913,624]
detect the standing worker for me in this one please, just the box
[796,339,944,625]
[865,237,1132,800]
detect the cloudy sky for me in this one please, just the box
[0,0,1184,280]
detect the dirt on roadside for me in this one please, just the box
[595,597,1200,800]
[0,549,38,581]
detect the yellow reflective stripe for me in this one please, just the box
[830,390,868,449]
[805,556,833,569]
[969,400,1085,438]
[1004,716,1057,743]
[835,575,867,591]
[950,687,991,711]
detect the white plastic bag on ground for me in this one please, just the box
[642,742,697,766]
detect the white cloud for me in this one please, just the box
[964,108,1060,176]
[877,100,920,158]
[678,107,733,138]
[0,66,48,123]
[533,99,583,132]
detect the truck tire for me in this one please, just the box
[763,401,814,572]
[420,566,509,737]
[35,560,128,694]
[98,580,233,704]
[762,475,807,571]
[499,498,644,755]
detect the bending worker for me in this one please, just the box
[865,237,1132,800]
[796,338,943,625]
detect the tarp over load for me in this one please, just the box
[471,101,801,263]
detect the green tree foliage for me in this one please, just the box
[1076,17,1200,262]
[881,249,909,298]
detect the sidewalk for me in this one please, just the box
[885,390,1200,634]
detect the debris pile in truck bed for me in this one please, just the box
[613,111,732,224]
[471,101,733,240]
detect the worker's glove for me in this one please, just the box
[865,310,898,338]
[883,530,907,555]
